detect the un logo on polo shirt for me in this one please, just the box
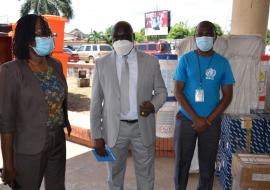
[205,68,216,80]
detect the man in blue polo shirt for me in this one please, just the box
[173,21,235,190]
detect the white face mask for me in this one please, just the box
[113,40,134,56]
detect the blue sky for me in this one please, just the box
[0,0,252,34]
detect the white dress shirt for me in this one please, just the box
[115,48,138,120]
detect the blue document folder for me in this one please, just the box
[92,147,116,162]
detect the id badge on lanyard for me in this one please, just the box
[195,87,204,102]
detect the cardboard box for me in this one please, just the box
[220,114,267,154]
[232,153,270,190]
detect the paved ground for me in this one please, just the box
[0,140,222,190]
[68,111,90,129]
[63,152,222,190]
[0,141,90,187]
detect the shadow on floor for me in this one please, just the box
[68,93,90,112]
[0,151,222,190]
[64,152,222,190]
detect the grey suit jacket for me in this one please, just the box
[90,50,167,147]
[0,57,71,155]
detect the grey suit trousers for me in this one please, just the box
[174,112,221,190]
[14,127,66,190]
[107,121,155,190]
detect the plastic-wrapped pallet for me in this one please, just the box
[175,36,195,55]
[224,57,260,113]
[154,54,178,157]
[154,54,178,101]
[264,56,270,111]
[225,35,264,114]
[225,35,264,58]
[156,101,177,138]
[155,102,177,157]
[257,55,270,109]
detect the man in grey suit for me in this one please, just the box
[90,21,167,190]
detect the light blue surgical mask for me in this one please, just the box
[195,36,214,52]
[32,36,54,56]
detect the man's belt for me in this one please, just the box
[120,119,138,123]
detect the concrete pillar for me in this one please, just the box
[231,0,270,38]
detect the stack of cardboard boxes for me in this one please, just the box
[232,154,270,190]
[216,114,270,190]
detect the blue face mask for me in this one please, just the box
[195,36,214,52]
[33,37,54,56]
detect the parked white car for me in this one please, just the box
[76,44,113,63]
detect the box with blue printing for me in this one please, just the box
[265,119,270,152]
[220,114,266,154]
[249,109,270,153]
[217,150,233,190]
[216,113,268,190]
[219,169,232,190]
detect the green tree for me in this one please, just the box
[135,28,147,42]
[147,35,167,41]
[213,23,223,36]
[103,26,112,45]
[189,27,196,36]
[88,30,104,44]
[168,22,190,39]
[168,22,224,39]
[19,0,73,19]
[266,30,270,44]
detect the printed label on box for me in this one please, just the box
[252,174,270,182]
[240,118,252,129]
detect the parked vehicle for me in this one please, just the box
[76,44,113,63]
[170,42,177,55]
[64,47,80,62]
[265,45,270,55]
[135,41,171,55]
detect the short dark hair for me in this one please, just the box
[195,20,217,36]
[112,21,134,42]
[13,14,52,60]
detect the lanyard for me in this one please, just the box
[196,51,214,87]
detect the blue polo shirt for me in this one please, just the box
[173,50,235,119]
